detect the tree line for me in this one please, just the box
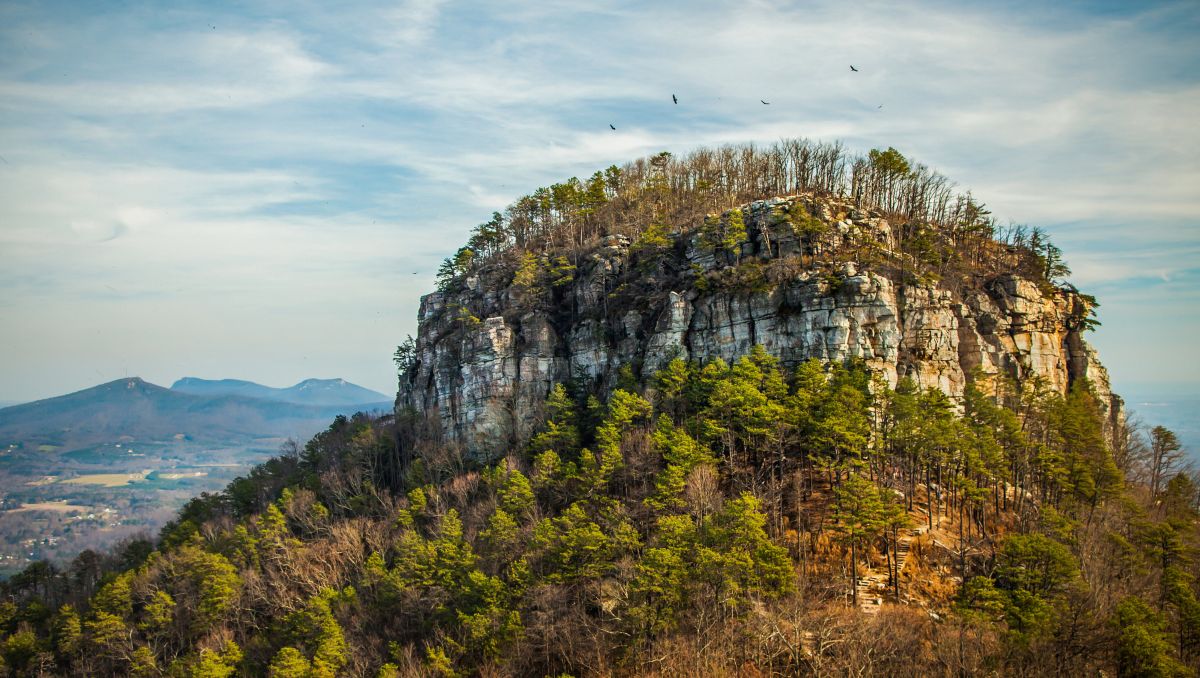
[436,141,1073,297]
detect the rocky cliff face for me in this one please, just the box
[398,194,1121,459]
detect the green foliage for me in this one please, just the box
[161,545,242,637]
[1,628,40,674]
[257,502,294,552]
[436,247,476,290]
[956,576,1008,623]
[1074,292,1102,332]
[1114,597,1188,677]
[868,146,911,178]
[130,646,158,677]
[84,611,129,661]
[454,570,523,661]
[92,571,134,618]
[479,508,521,560]
[491,466,536,520]
[181,639,242,678]
[425,645,460,677]
[700,209,748,259]
[516,255,577,295]
[784,202,828,237]
[450,304,481,329]
[546,255,576,287]
[390,509,475,591]
[718,260,770,293]
[52,604,82,657]
[532,502,639,582]
[529,383,581,470]
[268,646,312,677]
[991,532,1081,641]
[647,415,716,510]
[279,589,349,676]
[511,251,540,289]
[140,589,175,635]
[995,533,1079,597]
[832,474,887,546]
[631,222,673,271]
[631,493,793,633]
[393,335,418,376]
[532,450,563,498]
[702,493,795,599]
[546,388,651,499]
[653,357,691,413]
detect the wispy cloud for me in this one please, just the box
[0,0,1197,400]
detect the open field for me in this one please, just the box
[60,471,150,487]
[156,471,207,480]
[9,501,91,513]
[0,438,283,573]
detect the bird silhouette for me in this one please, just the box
[672,94,678,104]
[760,99,770,105]
[609,124,616,130]
[850,65,858,72]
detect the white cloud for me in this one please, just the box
[0,28,331,114]
[379,0,449,46]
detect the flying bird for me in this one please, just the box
[850,65,858,72]
[609,124,616,130]
[760,99,770,105]
[672,94,678,104]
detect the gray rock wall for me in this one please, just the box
[398,196,1120,459]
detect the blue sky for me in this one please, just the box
[1,1,1197,421]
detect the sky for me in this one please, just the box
[1,1,1198,421]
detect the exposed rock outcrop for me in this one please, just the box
[398,195,1120,459]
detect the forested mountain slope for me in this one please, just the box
[0,142,1193,678]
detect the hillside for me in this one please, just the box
[0,142,1193,678]
[0,378,392,574]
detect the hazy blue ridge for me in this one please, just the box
[0,378,391,451]
[171,376,389,406]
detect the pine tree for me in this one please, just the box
[832,474,884,606]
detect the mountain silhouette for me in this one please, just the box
[0,378,391,451]
[170,377,388,406]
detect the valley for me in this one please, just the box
[0,376,389,575]
[0,435,281,575]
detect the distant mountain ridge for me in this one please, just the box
[170,377,389,406]
[0,377,391,451]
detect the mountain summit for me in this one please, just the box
[170,376,388,407]
[398,142,1119,460]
